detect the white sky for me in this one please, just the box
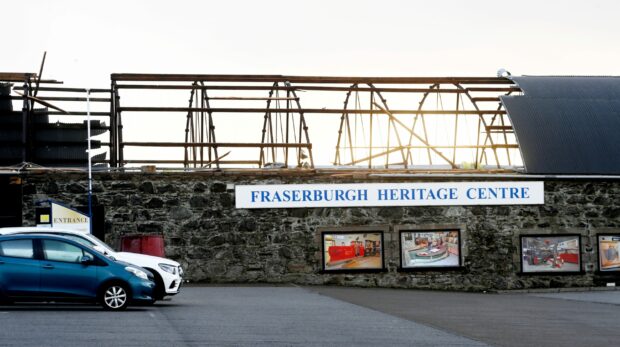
[3,0,620,167]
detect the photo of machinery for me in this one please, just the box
[598,235,620,271]
[400,230,461,268]
[521,235,581,273]
[322,232,383,271]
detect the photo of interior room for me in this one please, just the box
[400,230,460,268]
[521,236,581,273]
[323,232,383,270]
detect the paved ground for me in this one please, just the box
[0,285,619,346]
[306,286,620,347]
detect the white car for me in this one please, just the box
[0,227,183,301]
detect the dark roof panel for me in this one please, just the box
[512,76,620,99]
[502,76,620,175]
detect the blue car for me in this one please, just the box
[0,234,155,310]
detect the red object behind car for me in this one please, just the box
[121,234,165,257]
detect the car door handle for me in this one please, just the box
[42,264,54,269]
[0,260,4,265]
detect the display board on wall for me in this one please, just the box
[37,205,105,240]
[598,234,620,272]
[36,201,92,234]
[400,229,462,270]
[520,235,582,274]
[236,181,544,209]
[321,231,384,272]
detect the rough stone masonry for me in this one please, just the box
[19,171,620,291]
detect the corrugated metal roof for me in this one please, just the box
[502,76,620,174]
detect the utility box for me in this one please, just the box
[120,234,165,257]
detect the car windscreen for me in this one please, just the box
[84,234,115,254]
[59,234,97,248]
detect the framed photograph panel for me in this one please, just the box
[520,235,582,274]
[321,231,384,272]
[598,234,620,272]
[399,229,462,270]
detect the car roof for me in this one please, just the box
[0,233,85,242]
[0,227,89,236]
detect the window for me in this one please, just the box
[59,234,95,248]
[0,239,34,259]
[42,240,86,263]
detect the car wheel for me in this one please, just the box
[100,283,130,311]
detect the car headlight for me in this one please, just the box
[158,263,177,275]
[125,266,149,280]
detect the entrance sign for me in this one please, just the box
[235,181,544,209]
[50,202,91,233]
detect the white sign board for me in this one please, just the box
[235,181,544,209]
[51,202,91,233]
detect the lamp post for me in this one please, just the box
[86,89,93,234]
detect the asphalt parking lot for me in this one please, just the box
[1,285,619,346]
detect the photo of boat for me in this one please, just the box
[401,230,460,268]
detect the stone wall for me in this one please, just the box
[19,171,620,291]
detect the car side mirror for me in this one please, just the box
[80,255,94,264]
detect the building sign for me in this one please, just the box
[49,202,91,233]
[235,181,544,209]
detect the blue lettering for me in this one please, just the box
[336,190,345,201]
[272,191,282,202]
[389,189,397,200]
[314,190,322,201]
[358,189,368,201]
[436,188,448,200]
[292,190,300,202]
[282,190,291,202]
[303,190,311,201]
[427,189,436,200]
[521,187,530,199]
[449,188,457,199]
[324,190,333,201]
[345,190,355,200]
[510,187,519,199]
[251,191,259,203]
[466,188,476,199]
[417,189,426,200]
[378,189,388,201]
[260,191,270,202]
[400,189,411,200]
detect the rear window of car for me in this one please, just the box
[0,239,35,259]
